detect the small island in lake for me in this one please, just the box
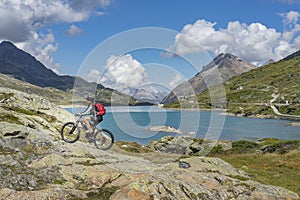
[146,126,196,135]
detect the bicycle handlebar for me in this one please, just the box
[74,114,85,121]
[75,113,86,117]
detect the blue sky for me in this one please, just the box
[0,0,300,92]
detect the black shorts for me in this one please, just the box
[93,115,103,124]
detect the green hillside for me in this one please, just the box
[166,56,300,117]
[0,73,81,105]
[225,56,300,116]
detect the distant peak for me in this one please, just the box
[0,41,16,48]
[200,52,252,73]
[212,53,239,65]
[216,53,237,59]
[264,59,275,65]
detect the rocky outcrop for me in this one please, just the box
[0,87,298,199]
[1,148,298,200]
[147,136,300,156]
[0,87,75,192]
[0,87,75,126]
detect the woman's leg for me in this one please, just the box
[83,116,92,131]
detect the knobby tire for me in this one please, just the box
[60,122,80,143]
[94,129,114,150]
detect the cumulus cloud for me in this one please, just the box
[279,10,300,26]
[0,10,30,42]
[16,31,61,74]
[168,12,300,65]
[99,54,148,90]
[0,0,102,42]
[169,74,184,89]
[71,0,111,11]
[0,0,111,72]
[87,69,102,83]
[65,25,83,36]
[294,35,300,48]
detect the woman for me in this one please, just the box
[78,97,103,138]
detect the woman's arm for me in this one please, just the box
[80,104,92,115]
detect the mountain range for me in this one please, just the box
[0,41,150,106]
[162,53,256,104]
[123,87,168,104]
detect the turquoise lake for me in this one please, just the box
[66,106,300,145]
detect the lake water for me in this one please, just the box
[66,106,300,145]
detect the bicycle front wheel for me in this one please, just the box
[94,129,114,150]
[61,122,80,143]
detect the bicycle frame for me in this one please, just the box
[75,114,99,133]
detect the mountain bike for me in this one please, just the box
[60,114,114,150]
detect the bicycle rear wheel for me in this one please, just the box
[61,122,80,143]
[94,129,114,150]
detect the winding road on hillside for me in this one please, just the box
[270,93,300,121]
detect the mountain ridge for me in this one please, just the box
[161,53,256,104]
[0,41,76,91]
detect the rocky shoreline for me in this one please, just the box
[167,107,300,127]
[225,112,300,126]
[287,121,300,126]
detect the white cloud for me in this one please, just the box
[0,0,111,72]
[282,24,300,41]
[99,54,148,90]
[65,25,83,36]
[88,69,101,83]
[279,10,300,28]
[16,31,61,74]
[0,0,99,42]
[274,40,296,59]
[0,9,30,42]
[71,0,111,11]
[294,35,300,48]
[168,13,300,64]
[169,74,184,89]
[275,0,300,4]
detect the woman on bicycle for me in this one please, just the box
[61,97,113,149]
[78,97,103,136]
